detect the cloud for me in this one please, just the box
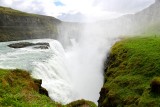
[58,12,87,22]
[95,0,155,13]
[0,0,155,22]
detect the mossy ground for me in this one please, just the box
[99,35,160,107]
[0,69,96,107]
[66,99,97,107]
[0,69,62,107]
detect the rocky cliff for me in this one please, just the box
[98,1,160,106]
[0,6,61,41]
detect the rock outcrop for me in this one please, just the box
[0,6,83,48]
[33,79,49,96]
[8,42,50,49]
[0,6,61,42]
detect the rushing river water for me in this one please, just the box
[0,38,115,104]
[0,39,73,103]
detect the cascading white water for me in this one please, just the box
[0,35,116,104]
[62,23,118,103]
[0,39,77,103]
[31,40,77,103]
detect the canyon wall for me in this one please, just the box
[0,6,61,41]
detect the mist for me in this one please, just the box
[56,0,158,103]
[57,20,124,103]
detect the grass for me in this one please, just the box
[0,69,96,107]
[66,99,97,107]
[99,35,160,107]
[0,6,38,16]
[0,69,62,107]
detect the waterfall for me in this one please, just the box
[31,40,77,103]
[0,37,116,104]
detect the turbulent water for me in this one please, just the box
[0,39,74,103]
[0,38,115,104]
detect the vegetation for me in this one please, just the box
[0,69,96,107]
[0,69,62,107]
[99,35,160,107]
[0,6,36,16]
[66,99,97,107]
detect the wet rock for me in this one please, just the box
[8,42,34,48]
[35,42,49,46]
[98,87,109,106]
[33,45,49,49]
[39,87,49,96]
[33,79,42,85]
[33,79,49,96]
[8,42,50,49]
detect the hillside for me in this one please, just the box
[0,69,62,106]
[98,2,160,106]
[0,6,61,41]
[98,36,160,107]
[0,68,96,107]
[98,0,160,36]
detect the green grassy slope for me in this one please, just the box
[0,69,62,107]
[66,99,97,107]
[0,69,96,107]
[98,35,160,107]
[0,6,37,16]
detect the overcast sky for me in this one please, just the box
[0,0,155,22]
